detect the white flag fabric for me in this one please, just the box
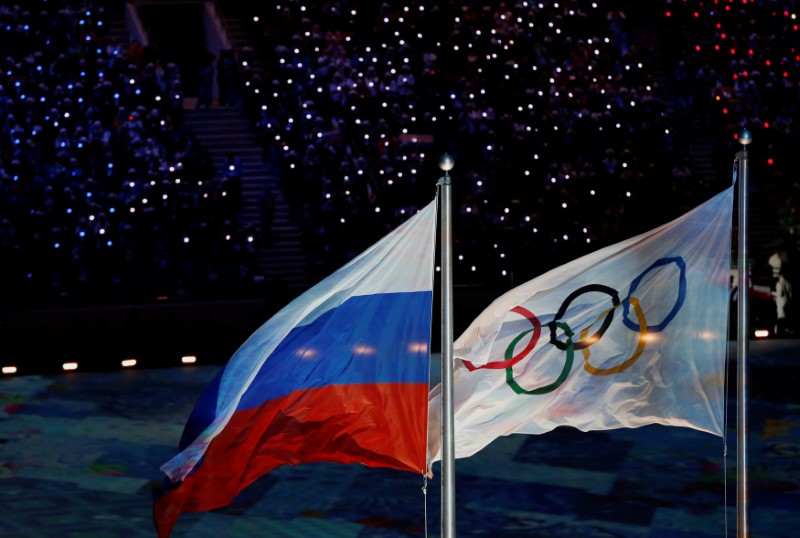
[429,187,733,463]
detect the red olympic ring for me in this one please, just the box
[462,306,541,371]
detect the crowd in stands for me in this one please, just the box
[1,0,798,312]
[232,2,701,282]
[0,0,259,308]
[663,0,799,247]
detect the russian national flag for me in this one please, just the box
[154,199,438,537]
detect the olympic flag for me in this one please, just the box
[154,200,437,537]
[428,186,734,463]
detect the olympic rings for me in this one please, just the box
[581,297,647,375]
[506,321,574,395]
[622,256,686,332]
[458,256,688,395]
[549,284,620,350]
[463,306,541,371]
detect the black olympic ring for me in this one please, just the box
[548,284,620,351]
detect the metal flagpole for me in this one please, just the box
[736,128,751,538]
[437,153,456,538]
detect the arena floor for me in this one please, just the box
[1,340,798,537]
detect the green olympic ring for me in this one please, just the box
[506,321,574,395]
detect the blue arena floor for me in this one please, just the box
[0,340,798,537]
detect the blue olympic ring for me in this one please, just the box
[622,256,686,332]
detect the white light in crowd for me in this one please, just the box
[2,366,17,375]
[754,329,769,338]
[626,192,632,197]
[340,218,346,223]
[471,266,477,272]
[533,227,538,233]
[183,237,189,244]
[458,255,464,261]
[375,207,381,213]
[121,358,137,368]
[563,234,569,240]
[63,362,78,371]
[182,355,197,364]
[562,202,568,208]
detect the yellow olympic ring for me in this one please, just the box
[580,297,647,376]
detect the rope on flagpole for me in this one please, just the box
[421,473,428,538]
[722,154,740,538]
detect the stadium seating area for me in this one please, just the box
[1,0,797,308]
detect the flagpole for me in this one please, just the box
[735,128,751,538]
[438,153,456,538]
